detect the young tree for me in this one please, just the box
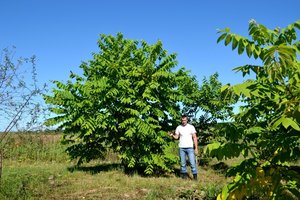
[207,20,300,199]
[0,47,46,178]
[44,33,199,175]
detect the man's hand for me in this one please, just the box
[194,148,198,155]
[168,132,174,137]
[169,132,179,139]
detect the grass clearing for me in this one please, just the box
[3,160,227,199]
[1,133,232,199]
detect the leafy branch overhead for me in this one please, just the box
[209,20,300,199]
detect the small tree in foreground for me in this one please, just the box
[44,33,199,175]
[206,20,300,199]
[0,47,46,178]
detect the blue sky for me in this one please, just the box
[2,0,299,88]
[0,0,299,130]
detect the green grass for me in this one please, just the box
[0,133,230,199]
[3,161,226,199]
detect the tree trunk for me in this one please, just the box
[0,149,3,179]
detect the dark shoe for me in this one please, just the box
[193,174,197,181]
[181,173,187,179]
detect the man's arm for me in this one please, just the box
[173,133,179,140]
[169,127,180,140]
[192,133,198,154]
[169,132,179,140]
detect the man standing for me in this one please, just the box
[170,114,198,180]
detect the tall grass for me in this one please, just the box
[4,133,67,162]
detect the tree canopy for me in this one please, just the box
[44,33,199,174]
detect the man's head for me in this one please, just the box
[181,114,188,126]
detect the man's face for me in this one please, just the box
[181,117,188,126]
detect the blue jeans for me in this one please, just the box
[179,148,197,175]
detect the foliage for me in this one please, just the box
[44,33,199,175]
[193,73,234,120]
[207,20,300,199]
[184,73,233,121]
[183,73,234,145]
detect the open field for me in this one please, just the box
[0,133,235,199]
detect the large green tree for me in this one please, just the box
[207,20,300,199]
[44,33,198,175]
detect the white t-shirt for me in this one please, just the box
[175,123,196,148]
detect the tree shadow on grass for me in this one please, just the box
[173,167,182,178]
[198,157,229,174]
[211,162,229,174]
[67,163,123,175]
[68,163,191,178]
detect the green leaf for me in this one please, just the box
[232,37,239,50]
[221,185,230,200]
[249,126,263,133]
[238,40,245,55]
[204,142,221,154]
[282,118,300,130]
[217,33,227,43]
[232,83,250,96]
[221,84,230,92]
[246,43,253,58]
[225,34,232,46]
